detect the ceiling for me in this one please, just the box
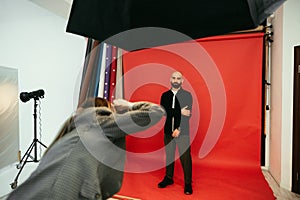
[29,0,72,19]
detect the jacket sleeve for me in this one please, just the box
[99,102,165,139]
[186,91,193,117]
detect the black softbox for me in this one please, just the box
[66,0,286,51]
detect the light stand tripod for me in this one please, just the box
[10,94,47,189]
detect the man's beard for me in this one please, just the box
[171,82,181,89]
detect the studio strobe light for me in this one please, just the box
[11,89,47,189]
[19,89,45,103]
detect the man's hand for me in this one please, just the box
[181,106,191,116]
[172,128,180,138]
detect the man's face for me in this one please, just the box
[170,72,183,89]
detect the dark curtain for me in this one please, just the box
[66,0,285,50]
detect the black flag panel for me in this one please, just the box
[66,0,286,50]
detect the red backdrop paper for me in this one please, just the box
[122,33,264,167]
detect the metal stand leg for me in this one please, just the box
[10,98,47,189]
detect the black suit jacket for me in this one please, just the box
[160,88,192,136]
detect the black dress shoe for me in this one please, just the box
[158,176,174,188]
[184,183,193,195]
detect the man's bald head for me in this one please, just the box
[170,71,183,90]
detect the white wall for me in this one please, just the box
[281,0,300,190]
[269,3,283,187]
[270,0,300,190]
[0,0,86,197]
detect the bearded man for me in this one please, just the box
[158,71,193,195]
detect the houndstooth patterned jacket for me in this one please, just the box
[8,101,165,200]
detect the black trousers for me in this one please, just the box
[164,134,192,185]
